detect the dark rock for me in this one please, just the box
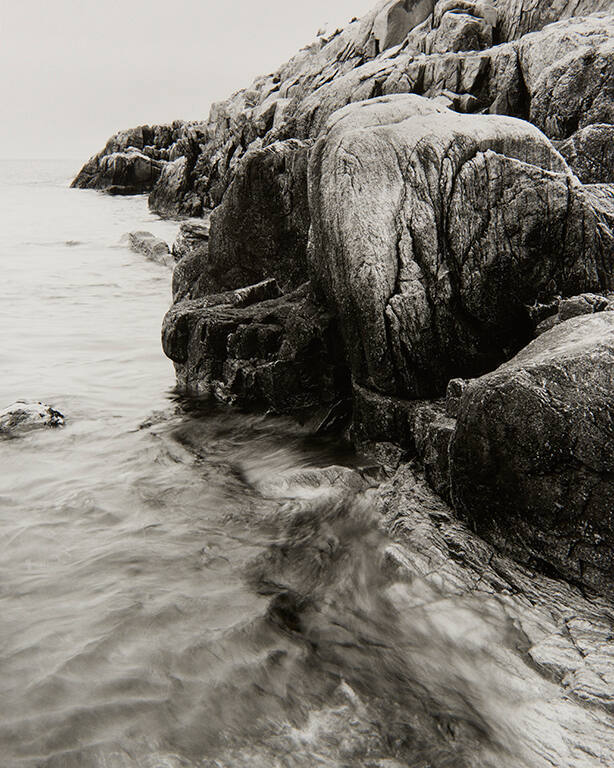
[308,93,614,400]
[162,282,348,413]
[126,231,173,267]
[172,218,210,262]
[71,150,163,194]
[558,124,614,183]
[0,401,65,437]
[205,139,312,294]
[445,378,467,418]
[449,313,614,596]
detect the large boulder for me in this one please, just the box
[450,313,614,596]
[518,15,614,139]
[308,94,614,399]
[205,139,312,294]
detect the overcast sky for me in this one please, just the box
[0,0,376,159]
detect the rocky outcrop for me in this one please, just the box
[205,139,312,294]
[558,123,614,183]
[73,0,614,599]
[518,15,614,139]
[0,401,65,437]
[72,122,191,194]
[308,93,614,398]
[450,313,614,595]
[73,1,614,214]
[71,149,164,195]
[162,282,348,413]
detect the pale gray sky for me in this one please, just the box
[0,0,376,159]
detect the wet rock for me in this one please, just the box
[450,313,614,596]
[0,401,65,437]
[308,93,614,399]
[126,231,173,267]
[558,124,614,183]
[162,282,348,413]
[378,463,614,743]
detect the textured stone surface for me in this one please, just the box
[162,283,348,413]
[308,94,614,398]
[558,123,614,183]
[126,231,173,267]
[519,15,614,139]
[205,139,312,294]
[0,401,65,436]
[172,218,210,263]
[450,313,614,595]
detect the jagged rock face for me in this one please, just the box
[519,15,614,139]
[71,150,164,195]
[162,282,348,412]
[558,123,614,183]
[205,139,312,294]
[308,93,614,398]
[73,1,614,213]
[450,313,614,596]
[72,122,190,194]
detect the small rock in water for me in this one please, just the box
[0,401,65,437]
[125,231,173,267]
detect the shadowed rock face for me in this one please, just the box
[308,93,614,398]
[206,139,312,295]
[162,282,349,412]
[450,313,614,595]
[558,123,614,183]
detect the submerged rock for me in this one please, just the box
[0,401,65,437]
[450,313,614,596]
[126,231,173,267]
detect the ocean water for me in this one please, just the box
[0,160,406,768]
[0,161,587,768]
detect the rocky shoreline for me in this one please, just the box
[72,0,614,760]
